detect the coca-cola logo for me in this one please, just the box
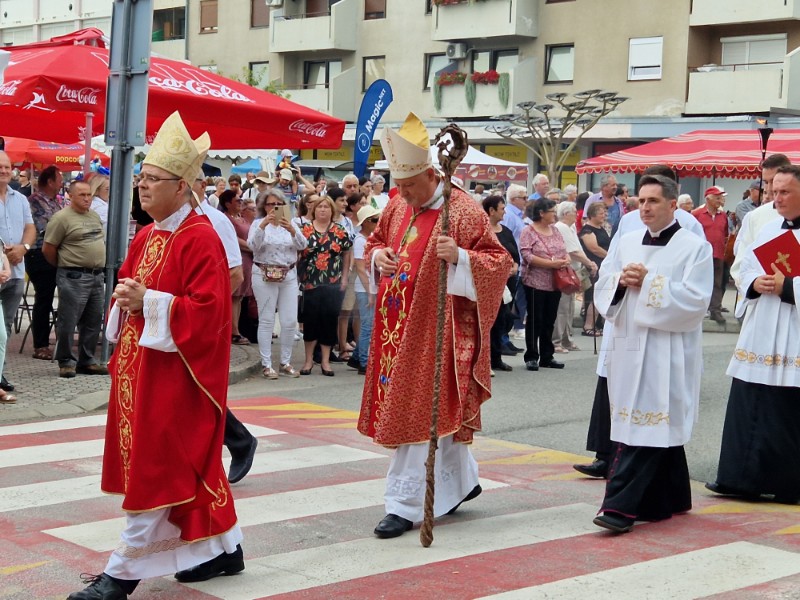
[149,76,255,104]
[55,84,100,106]
[0,79,21,96]
[289,120,329,139]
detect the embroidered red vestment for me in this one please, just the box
[358,187,512,447]
[102,212,237,542]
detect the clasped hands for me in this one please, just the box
[753,263,785,296]
[375,236,459,276]
[619,262,648,289]
[113,277,147,315]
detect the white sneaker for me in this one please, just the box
[512,329,525,340]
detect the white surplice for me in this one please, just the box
[594,227,713,447]
[727,220,800,388]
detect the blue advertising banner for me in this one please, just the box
[353,79,393,178]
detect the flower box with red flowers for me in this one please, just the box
[436,72,467,86]
[471,70,500,85]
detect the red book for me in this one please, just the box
[753,230,800,277]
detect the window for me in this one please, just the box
[545,44,574,83]
[363,56,386,91]
[152,7,186,41]
[426,0,433,14]
[721,34,787,70]
[425,53,450,90]
[365,0,386,19]
[251,0,270,28]
[249,62,270,87]
[304,59,342,88]
[307,0,341,17]
[628,36,663,80]
[471,49,519,73]
[199,0,218,33]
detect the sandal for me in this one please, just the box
[339,351,352,361]
[231,335,250,345]
[0,390,16,404]
[33,347,53,360]
[581,329,601,337]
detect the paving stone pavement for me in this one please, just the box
[0,308,263,424]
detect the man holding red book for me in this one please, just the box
[707,165,800,504]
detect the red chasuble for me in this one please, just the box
[102,211,237,543]
[358,187,512,447]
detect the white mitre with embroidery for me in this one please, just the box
[143,111,210,184]
[380,112,432,179]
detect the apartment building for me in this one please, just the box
[0,0,188,60]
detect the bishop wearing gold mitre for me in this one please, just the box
[708,164,800,505]
[68,112,243,600]
[357,113,512,539]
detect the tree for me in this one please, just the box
[485,89,627,185]
[227,66,291,99]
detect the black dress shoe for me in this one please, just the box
[328,352,344,363]
[593,513,634,533]
[357,365,367,375]
[505,341,523,352]
[346,355,360,370]
[501,346,518,356]
[1,376,14,392]
[573,459,608,479]
[174,544,245,582]
[228,436,258,484]
[374,514,413,539]
[525,360,539,371]
[67,573,128,599]
[491,362,513,372]
[704,481,759,500]
[446,484,482,515]
[540,360,565,369]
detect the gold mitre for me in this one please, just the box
[380,112,432,179]
[143,111,210,184]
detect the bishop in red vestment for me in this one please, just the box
[358,113,511,539]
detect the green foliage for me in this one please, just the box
[434,82,443,112]
[498,73,510,109]
[465,77,476,110]
[225,66,290,99]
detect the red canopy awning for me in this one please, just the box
[576,129,800,179]
[3,136,109,170]
[0,28,345,149]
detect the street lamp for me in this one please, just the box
[485,89,628,185]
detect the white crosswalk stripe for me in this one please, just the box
[3,411,800,600]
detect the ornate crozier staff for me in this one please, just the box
[420,124,469,547]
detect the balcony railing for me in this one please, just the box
[685,63,785,114]
[270,0,358,53]
[431,0,537,41]
[690,0,800,26]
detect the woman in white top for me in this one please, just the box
[89,175,110,234]
[248,189,308,379]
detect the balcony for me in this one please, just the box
[270,0,357,53]
[685,60,793,114]
[284,67,357,122]
[432,0,537,41]
[152,39,186,61]
[690,0,800,26]
[432,57,536,119]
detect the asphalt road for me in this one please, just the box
[229,331,738,485]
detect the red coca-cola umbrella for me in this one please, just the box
[0,28,345,149]
[3,135,109,170]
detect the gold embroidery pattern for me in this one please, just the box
[115,322,139,492]
[212,478,229,510]
[646,275,666,308]
[376,261,412,410]
[734,348,800,368]
[114,535,188,559]
[615,407,670,426]
[136,234,166,287]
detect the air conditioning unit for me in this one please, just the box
[446,43,468,60]
[265,0,284,7]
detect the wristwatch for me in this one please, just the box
[22,244,30,251]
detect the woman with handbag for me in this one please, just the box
[248,189,308,379]
[553,201,598,352]
[297,197,353,376]
[519,198,571,372]
[579,202,611,337]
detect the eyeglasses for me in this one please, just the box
[265,202,283,207]
[367,217,379,223]
[140,174,181,184]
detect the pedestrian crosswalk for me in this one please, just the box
[2,397,800,600]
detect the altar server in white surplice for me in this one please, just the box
[591,174,714,534]
[707,165,800,505]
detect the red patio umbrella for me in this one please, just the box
[576,129,800,179]
[0,28,345,149]
[3,136,109,170]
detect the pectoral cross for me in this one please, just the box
[776,251,792,273]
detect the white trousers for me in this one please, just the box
[384,435,479,522]
[251,269,299,369]
[104,509,243,580]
